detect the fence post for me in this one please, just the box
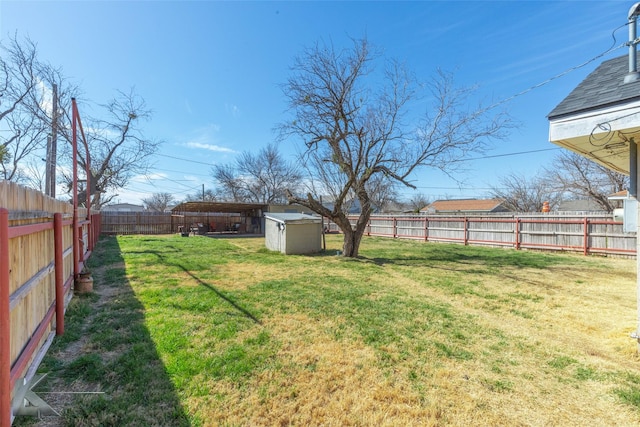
[463,217,468,245]
[424,217,429,242]
[583,217,589,256]
[515,217,520,250]
[0,208,11,426]
[393,217,397,238]
[54,213,64,336]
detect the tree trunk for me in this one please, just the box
[342,227,365,257]
[337,208,369,258]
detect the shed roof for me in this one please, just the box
[264,213,322,224]
[172,201,267,213]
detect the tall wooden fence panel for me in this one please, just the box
[0,181,100,425]
[101,211,244,235]
[331,213,636,257]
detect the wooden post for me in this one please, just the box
[72,99,79,281]
[583,217,589,256]
[54,213,64,335]
[463,217,468,245]
[424,217,429,242]
[0,208,11,426]
[515,217,521,250]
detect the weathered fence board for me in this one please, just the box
[0,180,100,424]
[102,209,636,256]
[101,211,244,235]
[336,213,636,256]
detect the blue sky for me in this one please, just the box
[0,1,632,205]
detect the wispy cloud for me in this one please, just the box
[132,172,168,182]
[225,103,240,118]
[185,142,235,153]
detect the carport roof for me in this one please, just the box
[172,202,267,213]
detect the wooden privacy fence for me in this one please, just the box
[325,213,636,256]
[101,211,244,235]
[0,181,100,425]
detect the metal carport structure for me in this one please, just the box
[171,202,268,235]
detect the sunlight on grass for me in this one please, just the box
[32,233,640,426]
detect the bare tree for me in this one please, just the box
[543,151,628,212]
[211,163,246,202]
[0,35,47,181]
[22,157,47,191]
[365,174,399,212]
[280,38,510,257]
[491,172,562,212]
[59,89,161,209]
[184,188,218,202]
[212,143,302,204]
[142,192,175,212]
[407,193,431,213]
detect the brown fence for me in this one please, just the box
[101,211,246,235]
[0,181,100,425]
[324,213,636,256]
[101,209,636,256]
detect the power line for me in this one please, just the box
[151,167,211,178]
[156,153,214,166]
[462,147,562,162]
[484,22,629,113]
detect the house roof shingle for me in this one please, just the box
[421,198,506,213]
[548,54,640,119]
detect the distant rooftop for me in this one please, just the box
[421,198,508,213]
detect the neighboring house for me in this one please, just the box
[557,199,606,212]
[101,203,146,212]
[607,190,628,210]
[548,53,640,175]
[420,198,510,214]
[322,198,380,214]
[608,190,637,232]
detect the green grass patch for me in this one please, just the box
[25,233,640,427]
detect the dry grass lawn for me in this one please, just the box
[24,234,640,427]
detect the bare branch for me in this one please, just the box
[278,37,512,256]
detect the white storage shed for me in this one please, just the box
[264,213,322,254]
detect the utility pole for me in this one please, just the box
[45,84,58,197]
[45,135,52,195]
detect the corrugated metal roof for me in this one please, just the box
[548,54,640,119]
[172,202,267,213]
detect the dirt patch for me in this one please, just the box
[22,270,117,427]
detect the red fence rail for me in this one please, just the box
[324,213,636,256]
[0,208,101,426]
[0,99,100,425]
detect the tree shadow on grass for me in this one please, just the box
[126,247,262,325]
[21,236,192,427]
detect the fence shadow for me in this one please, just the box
[25,235,191,426]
